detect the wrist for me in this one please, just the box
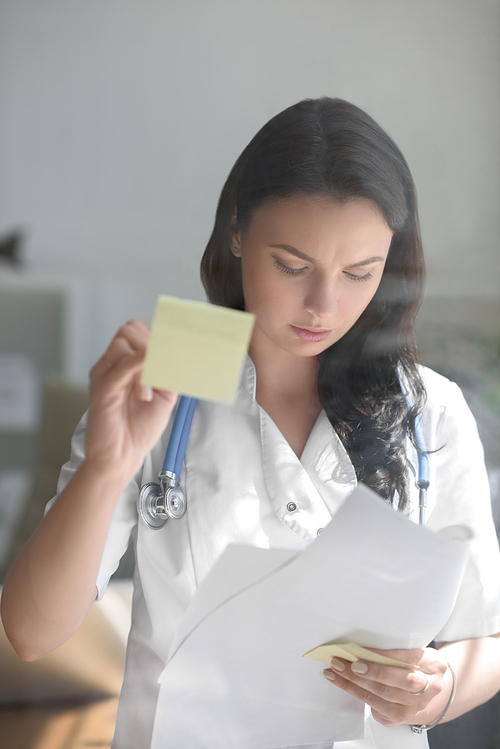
[78,456,139,498]
[410,662,457,734]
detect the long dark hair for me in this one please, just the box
[201,97,425,510]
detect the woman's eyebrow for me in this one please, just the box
[269,244,385,269]
[268,244,315,263]
[344,256,385,269]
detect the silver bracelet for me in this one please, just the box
[410,662,457,734]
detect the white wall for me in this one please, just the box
[0,0,498,377]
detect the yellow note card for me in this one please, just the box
[303,642,416,669]
[141,295,255,403]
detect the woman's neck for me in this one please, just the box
[249,335,322,457]
[249,334,319,402]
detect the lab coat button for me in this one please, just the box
[317,528,324,536]
[287,501,297,512]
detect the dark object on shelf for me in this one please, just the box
[0,230,24,266]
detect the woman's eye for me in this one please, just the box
[273,258,307,275]
[343,270,374,283]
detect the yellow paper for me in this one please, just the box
[303,642,416,669]
[141,295,255,403]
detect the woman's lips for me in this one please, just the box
[290,325,332,342]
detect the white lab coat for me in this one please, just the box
[54,359,500,749]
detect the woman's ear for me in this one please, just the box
[229,208,242,257]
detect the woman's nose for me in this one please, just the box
[304,277,338,319]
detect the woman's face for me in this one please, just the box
[231,195,393,359]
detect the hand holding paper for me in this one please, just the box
[141,295,254,403]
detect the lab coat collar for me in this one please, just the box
[260,407,357,543]
[241,356,358,541]
[239,354,257,400]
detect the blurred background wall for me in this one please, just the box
[0,0,499,368]
[0,0,499,562]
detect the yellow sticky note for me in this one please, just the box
[303,642,416,669]
[141,295,255,403]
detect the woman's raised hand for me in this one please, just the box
[322,646,454,728]
[0,318,177,660]
[85,319,178,482]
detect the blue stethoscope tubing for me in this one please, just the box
[413,412,430,526]
[162,395,197,477]
[138,391,430,528]
[138,395,197,529]
[401,383,430,526]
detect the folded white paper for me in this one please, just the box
[152,484,470,749]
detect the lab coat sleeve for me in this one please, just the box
[46,411,140,601]
[425,379,500,642]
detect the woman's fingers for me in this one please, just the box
[83,319,179,478]
[322,648,452,727]
[365,647,426,669]
[92,352,175,412]
[138,384,154,402]
[90,321,150,389]
[89,319,179,412]
[328,647,443,693]
[90,350,143,398]
[97,319,148,359]
[111,319,150,356]
[323,668,418,724]
[322,666,430,725]
[331,655,432,693]
[324,662,434,707]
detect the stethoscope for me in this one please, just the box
[413,418,430,526]
[138,392,430,529]
[403,390,430,527]
[138,395,197,529]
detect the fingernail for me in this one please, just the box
[141,385,153,402]
[330,658,345,672]
[323,669,336,681]
[351,661,368,674]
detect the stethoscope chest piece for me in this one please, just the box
[138,472,188,529]
[138,395,196,530]
[138,482,168,529]
[164,486,187,519]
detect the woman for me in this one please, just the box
[2,98,500,749]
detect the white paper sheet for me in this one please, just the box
[152,484,471,749]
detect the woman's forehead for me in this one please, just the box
[241,195,392,259]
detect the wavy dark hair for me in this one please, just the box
[201,97,425,510]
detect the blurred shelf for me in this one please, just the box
[0,696,118,749]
